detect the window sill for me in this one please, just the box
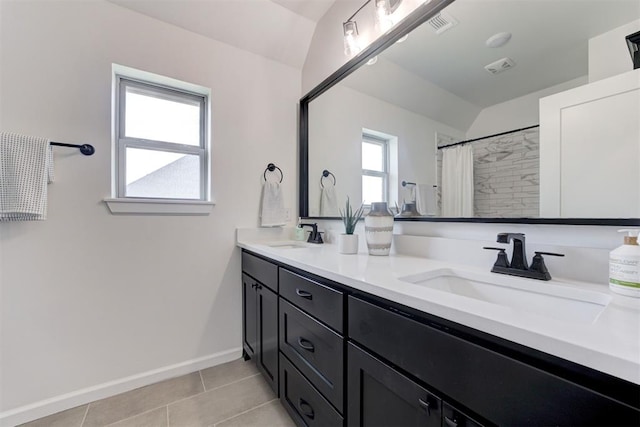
[104,198,214,215]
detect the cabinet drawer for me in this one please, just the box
[280,298,344,412]
[348,296,640,426]
[348,342,442,427]
[280,269,343,332]
[280,353,343,427]
[242,251,278,292]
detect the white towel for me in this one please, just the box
[0,132,54,221]
[320,185,339,216]
[415,184,437,216]
[260,180,286,227]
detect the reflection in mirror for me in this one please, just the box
[305,0,640,221]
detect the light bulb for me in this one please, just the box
[343,21,362,57]
[374,0,393,33]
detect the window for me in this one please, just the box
[116,76,207,200]
[362,134,389,205]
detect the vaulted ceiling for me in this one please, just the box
[107,0,336,68]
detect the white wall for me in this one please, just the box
[589,19,640,83]
[0,1,299,424]
[308,84,464,216]
[466,77,587,139]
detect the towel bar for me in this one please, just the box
[50,142,95,156]
[263,163,283,183]
[321,170,336,188]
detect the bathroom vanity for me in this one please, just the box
[239,241,640,426]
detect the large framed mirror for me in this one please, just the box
[299,0,640,225]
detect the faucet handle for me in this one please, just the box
[529,251,564,280]
[483,247,509,268]
[534,251,565,258]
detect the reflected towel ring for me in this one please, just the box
[320,170,336,188]
[264,163,283,183]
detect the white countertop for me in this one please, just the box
[237,237,640,385]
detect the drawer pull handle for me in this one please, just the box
[418,398,431,416]
[444,416,458,427]
[298,398,315,420]
[297,337,315,352]
[296,289,313,300]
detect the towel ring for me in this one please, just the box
[320,170,336,188]
[263,163,283,183]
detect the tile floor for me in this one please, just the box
[20,358,295,427]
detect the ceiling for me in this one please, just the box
[341,0,640,130]
[107,0,336,68]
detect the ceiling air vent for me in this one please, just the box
[484,57,516,75]
[427,11,458,35]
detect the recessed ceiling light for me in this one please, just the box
[485,32,512,48]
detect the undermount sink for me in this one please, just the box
[399,268,611,323]
[264,240,309,249]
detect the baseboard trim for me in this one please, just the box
[0,347,243,427]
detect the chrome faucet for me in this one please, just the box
[484,233,564,280]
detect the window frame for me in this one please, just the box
[362,133,389,205]
[115,76,208,201]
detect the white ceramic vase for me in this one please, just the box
[365,202,394,256]
[338,233,359,254]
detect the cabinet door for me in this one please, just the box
[280,354,343,427]
[242,274,257,358]
[257,284,279,395]
[348,342,441,427]
[279,298,344,412]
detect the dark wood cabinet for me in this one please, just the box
[348,295,640,426]
[279,268,344,333]
[242,273,257,358]
[280,298,344,411]
[242,253,279,396]
[241,250,640,426]
[280,354,343,427]
[348,342,444,427]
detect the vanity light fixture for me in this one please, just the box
[343,20,362,57]
[343,0,404,59]
[626,30,640,69]
[374,0,394,33]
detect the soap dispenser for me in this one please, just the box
[609,229,640,297]
[294,218,305,241]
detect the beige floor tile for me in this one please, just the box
[200,358,259,391]
[83,372,203,427]
[168,374,275,427]
[18,405,87,427]
[105,407,168,427]
[214,400,294,427]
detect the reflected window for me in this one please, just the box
[116,76,207,200]
[362,134,388,205]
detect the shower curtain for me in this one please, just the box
[441,144,474,217]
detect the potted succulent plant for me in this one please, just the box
[338,197,364,254]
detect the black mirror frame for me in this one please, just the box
[298,0,639,226]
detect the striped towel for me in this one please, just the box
[0,132,54,221]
